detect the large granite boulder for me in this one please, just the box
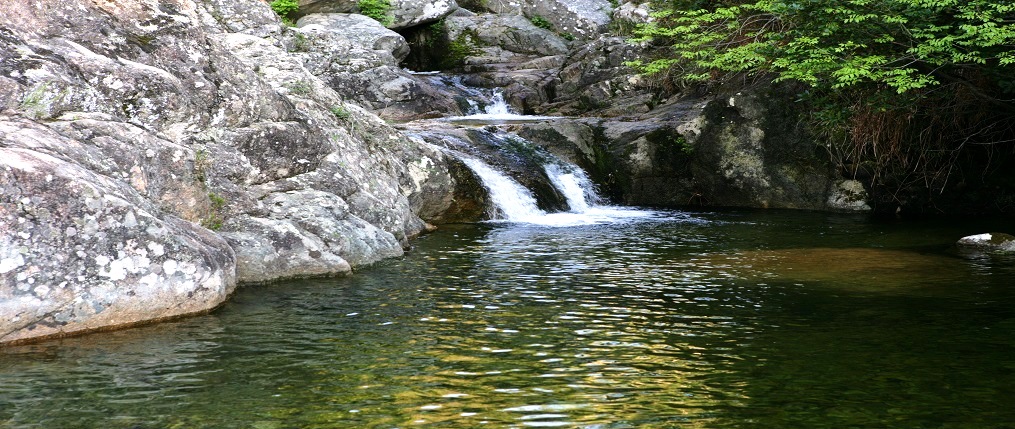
[297,13,411,61]
[484,0,614,40]
[547,35,653,116]
[0,137,235,345]
[293,14,466,120]
[294,0,459,30]
[388,0,460,29]
[0,0,466,344]
[613,2,653,27]
[435,13,571,113]
[446,14,570,58]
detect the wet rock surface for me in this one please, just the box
[958,233,1015,252]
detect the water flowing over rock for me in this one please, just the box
[513,85,855,211]
[0,0,873,345]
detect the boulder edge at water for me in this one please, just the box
[957,233,1015,253]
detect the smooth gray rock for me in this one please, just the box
[613,2,653,27]
[0,0,464,343]
[827,180,872,212]
[485,0,614,40]
[958,233,1015,252]
[446,14,570,57]
[297,13,410,62]
[294,0,459,29]
[389,0,460,29]
[287,23,466,120]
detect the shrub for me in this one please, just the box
[529,15,553,30]
[358,0,393,26]
[269,0,299,26]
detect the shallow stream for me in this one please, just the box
[3,210,1014,428]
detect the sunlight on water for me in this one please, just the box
[2,211,1015,429]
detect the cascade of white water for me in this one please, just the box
[483,91,514,116]
[544,164,604,212]
[457,157,546,221]
[416,131,656,226]
[445,89,558,123]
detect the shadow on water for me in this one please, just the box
[2,210,1015,428]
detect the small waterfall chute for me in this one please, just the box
[457,157,545,221]
[458,155,656,227]
[445,90,560,124]
[544,163,604,212]
[413,128,656,227]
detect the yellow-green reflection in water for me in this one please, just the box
[1,210,1014,428]
[690,247,973,292]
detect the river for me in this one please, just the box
[2,208,1014,428]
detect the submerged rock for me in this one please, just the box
[691,248,970,292]
[957,233,1015,252]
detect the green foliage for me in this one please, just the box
[529,15,553,30]
[444,33,480,70]
[634,0,1015,94]
[358,0,393,26]
[202,192,228,231]
[194,149,210,184]
[634,0,1015,209]
[330,105,351,120]
[291,32,309,52]
[286,80,313,96]
[270,0,299,26]
[671,134,692,155]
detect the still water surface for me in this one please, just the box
[2,210,1015,428]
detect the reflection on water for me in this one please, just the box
[2,210,1015,428]
[695,247,974,292]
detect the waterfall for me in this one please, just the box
[482,91,514,116]
[544,164,604,212]
[407,85,653,226]
[456,157,544,221]
[445,89,558,123]
[452,152,655,227]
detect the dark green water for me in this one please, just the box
[2,210,1015,428]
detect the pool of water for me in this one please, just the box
[3,209,1015,428]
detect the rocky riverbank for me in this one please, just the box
[2,0,874,344]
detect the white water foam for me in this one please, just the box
[544,164,603,212]
[457,157,545,221]
[460,156,656,227]
[445,90,560,123]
